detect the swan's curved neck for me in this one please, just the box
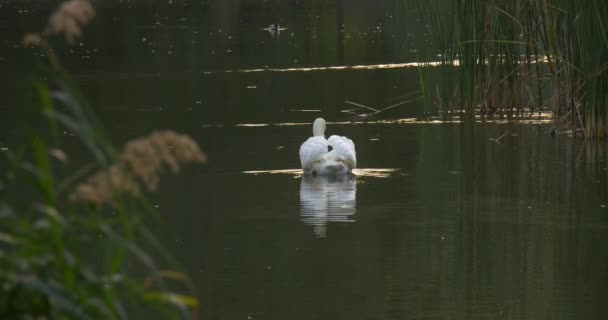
[312,118,326,137]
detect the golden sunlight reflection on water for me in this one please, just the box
[242,168,399,178]
[204,113,554,129]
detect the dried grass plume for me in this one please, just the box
[22,0,95,46]
[70,131,207,206]
[48,0,95,44]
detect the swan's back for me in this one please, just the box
[299,118,357,175]
[299,136,328,170]
[328,135,356,169]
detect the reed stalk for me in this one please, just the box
[423,0,608,137]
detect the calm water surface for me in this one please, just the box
[1,1,608,319]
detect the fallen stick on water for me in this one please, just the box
[492,129,513,143]
[344,100,380,113]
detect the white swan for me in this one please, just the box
[299,118,356,176]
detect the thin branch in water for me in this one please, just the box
[491,128,513,143]
[340,110,360,116]
[344,100,380,113]
[378,96,423,112]
[385,90,422,102]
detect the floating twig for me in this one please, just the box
[492,128,513,143]
[385,90,422,102]
[378,96,423,112]
[342,94,422,118]
[344,100,380,113]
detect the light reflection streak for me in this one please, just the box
[205,113,554,129]
[218,56,549,74]
[242,168,399,178]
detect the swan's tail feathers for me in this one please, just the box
[319,161,349,175]
[299,136,329,170]
[328,135,357,170]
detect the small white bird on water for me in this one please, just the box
[299,118,356,176]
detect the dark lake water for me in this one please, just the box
[1,1,608,319]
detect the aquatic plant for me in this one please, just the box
[422,0,608,137]
[1,0,203,318]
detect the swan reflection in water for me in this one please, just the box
[299,174,357,237]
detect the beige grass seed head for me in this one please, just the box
[23,0,96,46]
[21,33,42,46]
[71,131,206,206]
[48,0,95,44]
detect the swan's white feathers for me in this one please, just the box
[299,118,357,175]
[328,135,357,169]
[299,136,329,170]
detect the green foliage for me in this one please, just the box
[0,75,200,319]
[0,31,199,320]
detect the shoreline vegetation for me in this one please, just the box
[2,0,203,318]
[422,0,607,138]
